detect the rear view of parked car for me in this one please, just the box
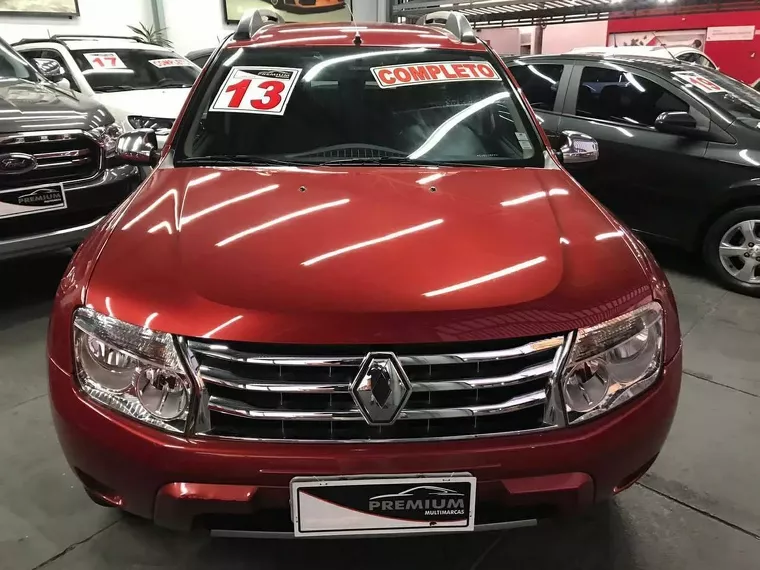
[506,53,760,296]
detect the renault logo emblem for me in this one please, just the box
[351,353,411,426]
[0,153,37,175]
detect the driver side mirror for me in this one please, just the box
[654,111,700,137]
[32,58,65,83]
[117,129,160,168]
[558,130,599,166]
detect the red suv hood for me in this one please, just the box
[85,166,652,344]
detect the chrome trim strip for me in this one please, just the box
[188,336,563,367]
[0,217,103,246]
[210,519,538,539]
[199,360,554,393]
[0,130,82,145]
[207,389,545,422]
[34,157,92,169]
[34,148,90,160]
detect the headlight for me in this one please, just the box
[73,307,194,432]
[561,302,663,424]
[128,115,174,135]
[88,123,123,157]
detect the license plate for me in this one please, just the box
[0,183,66,219]
[291,473,476,538]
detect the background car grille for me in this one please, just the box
[0,132,101,190]
[187,335,568,442]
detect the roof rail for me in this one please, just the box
[417,11,477,44]
[13,34,145,47]
[233,8,284,41]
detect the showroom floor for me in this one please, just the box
[0,246,758,570]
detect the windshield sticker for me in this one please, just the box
[673,71,726,94]
[371,61,501,89]
[83,52,127,70]
[149,58,193,69]
[210,66,301,116]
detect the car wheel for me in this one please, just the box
[703,206,760,297]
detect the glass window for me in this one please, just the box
[678,52,698,64]
[575,66,688,127]
[174,47,544,168]
[697,55,716,69]
[69,48,199,93]
[509,63,564,111]
[671,67,760,125]
[0,39,36,82]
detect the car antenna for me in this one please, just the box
[345,2,362,45]
[652,31,677,61]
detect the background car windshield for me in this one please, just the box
[175,47,543,167]
[671,67,760,123]
[0,39,35,81]
[70,49,199,92]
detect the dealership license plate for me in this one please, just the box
[291,474,476,538]
[0,183,66,220]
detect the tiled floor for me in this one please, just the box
[0,247,758,569]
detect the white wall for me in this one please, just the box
[162,0,234,56]
[353,0,388,22]
[0,0,153,44]
[477,27,520,55]
[541,20,608,54]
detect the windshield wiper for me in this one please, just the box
[317,156,504,168]
[151,81,193,89]
[178,155,308,167]
[96,85,135,92]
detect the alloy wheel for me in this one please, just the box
[718,219,760,283]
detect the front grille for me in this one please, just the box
[0,131,101,190]
[188,335,568,442]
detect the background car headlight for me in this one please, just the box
[561,302,663,424]
[88,123,123,157]
[128,115,174,135]
[73,307,194,432]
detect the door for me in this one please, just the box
[508,61,570,149]
[558,62,710,244]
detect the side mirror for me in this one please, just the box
[654,111,699,136]
[559,130,599,165]
[33,58,65,83]
[116,129,160,167]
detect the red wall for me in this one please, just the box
[608,11,760,84]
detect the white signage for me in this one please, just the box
[706,26,755,42]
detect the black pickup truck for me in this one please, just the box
[0,37,139,261]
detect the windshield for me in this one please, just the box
[670,67,760,125]
[70,48,199,93]
[174,46,544,168]
[0,39,36,82]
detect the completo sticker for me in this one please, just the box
[149,58,193,68]
[83,52,127,69]
[673,71,726,94]
[210,66,302,116]
[371,61,501,89]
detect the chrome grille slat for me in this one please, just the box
[188,336,563,367]
[189,335,568,442]
[0,130,100,189]
[199,360,553,393]
[208,389,546,422]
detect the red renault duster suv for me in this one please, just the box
[47,10,682,537]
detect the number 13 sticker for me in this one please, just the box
[210,66,302,116]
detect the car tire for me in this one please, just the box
[703,206,760,297]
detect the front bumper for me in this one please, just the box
[50,349,682,535]
[0,165,139,261]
